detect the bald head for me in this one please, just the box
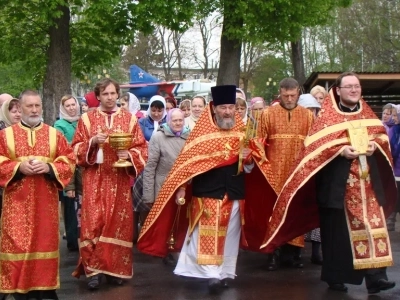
[0,93,13,108]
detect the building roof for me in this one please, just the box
[304,71,400,114]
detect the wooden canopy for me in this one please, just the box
[303,72,400,115]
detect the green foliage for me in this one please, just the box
[216,0,351,43]
[0,61,39,95]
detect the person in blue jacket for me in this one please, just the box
[139,95,167,141]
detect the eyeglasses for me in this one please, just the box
[339,85,361,90]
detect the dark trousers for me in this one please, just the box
[60,192,79,251]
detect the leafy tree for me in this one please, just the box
[0,0,195,124]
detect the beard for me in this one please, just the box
[22,115,42,127]
[215,113,235,129]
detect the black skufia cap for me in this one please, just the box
[211,85,237,106]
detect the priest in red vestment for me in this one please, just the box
[71,78,147,290]
[138,85,275,294]
[263,72,396,294]
[0,90,75,300]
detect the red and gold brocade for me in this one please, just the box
[138,104,274,258]
[256,104,313,248]
[72,108,147,279]
[0,123,75,293]
[257,104,313,194]
[261,90,397,268]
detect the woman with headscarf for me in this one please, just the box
[142,108,190,265]
[250,97,266,119]
[133,95,167,240]
[54,95,81,251]
[0,97,21,219]
[139,95,167,141]
[0,97,21,130]
[120,92,144,119]
[185,95,206,130]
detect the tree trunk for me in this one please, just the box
[217,2,242,86]
[42,5,71,125]
[290,39,306,86]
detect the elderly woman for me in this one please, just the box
[120,92,144,119]
[142,108,189,205]
[142,108,190,264]
[297,93,322,264]
[185,95,206,130]
[179,99,191,118]
[310,85,327,105]
[0,97,21,130]
[54,95,81,251]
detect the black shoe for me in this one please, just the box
[105,275,124,285]
[221,279,229,288]
[387,222,395,232]
[162,253,177,267]
[208,278,221,293]
[266,254,278,271]
[311,256,323,265]
[87,275,100,290]
[328,283,348,292]
[292,259,304,268]
[367,279,396,294]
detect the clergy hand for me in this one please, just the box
[93,132,108,145]
[366,141,376,156]
[117,150,130,160]
[175,188,186,205]
[19,160,36,176]
[341,146,359,160]
[31,160,50,174]
[242,148,252,161]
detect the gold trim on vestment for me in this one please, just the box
[183,131,244,153]
[0,250,58,261]
[15,156,53,163]
[305,119,383,147]
[81,113,91,133]
[5,126,16,160]
[86,267,132,279]
[49,126,57,160]
[128,114,137,133]
[79,237,100,248]
[269,134,306,140]
[99,236,133,248]
[0,285,61,294]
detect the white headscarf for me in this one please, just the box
[298,94,321,109]
[1,98,19,127]
[128,92,141,115]
[59,96,80,122]
[147,95,167,134]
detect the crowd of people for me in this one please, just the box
[0,72,398,299]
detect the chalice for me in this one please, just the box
[108,133,133,167]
